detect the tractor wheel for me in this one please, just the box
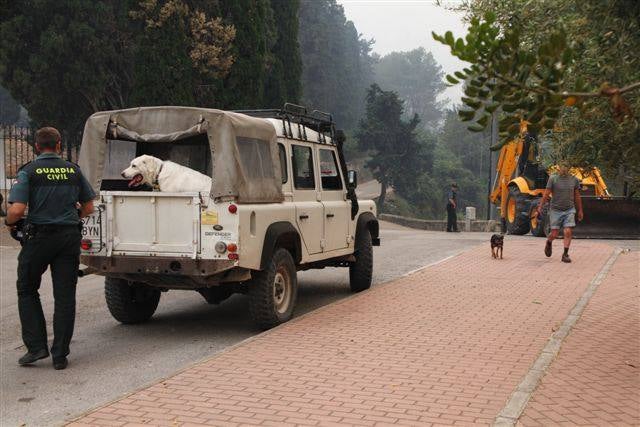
[530,200,547,237]
[505,186,531,235]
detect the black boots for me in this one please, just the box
[19,349,68,369]
[18,349,49,366]
[53,357,68,370]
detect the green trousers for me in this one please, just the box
[16,226,80,359]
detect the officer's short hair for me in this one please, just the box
[35,127,61,149]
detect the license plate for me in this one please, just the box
[81,206,104,252]
[82,214,101,238]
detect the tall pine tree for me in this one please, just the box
[298,0,375,129]
[355,84,424,211]
[264,0,302,107]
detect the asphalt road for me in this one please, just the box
[1,224,635,427]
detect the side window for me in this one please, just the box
[292,145,315,190]
[319,149,343,190]
[236,137,275,179]
[278,143,288,184]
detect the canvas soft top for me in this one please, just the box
[78,106,283,203]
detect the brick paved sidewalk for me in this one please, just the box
[69,241,616,427]
[518,250,639,427]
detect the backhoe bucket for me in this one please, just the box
[574,197,640,239]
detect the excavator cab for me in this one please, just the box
[517,133,549,191]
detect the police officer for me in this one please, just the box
[5,127,95,370]
[446,182,459,232]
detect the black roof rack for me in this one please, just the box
[233,103,336,144]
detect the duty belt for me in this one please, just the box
[31,223,81,233]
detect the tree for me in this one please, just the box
[433,0,640,186]
[207,0,276,108]
[298,0,376,129]
[129,0,236,106]
[355,84,424,210]
[264,0,302,107]
[389,111,490,220]
[0,0,304,140]
[0,85,21,124]
[434,110,488,217]
[388,129,438,218]
[375,48,447,128]
[0,1,132,137]
[438,109,486,176]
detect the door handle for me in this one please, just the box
[299,214,309,220]
[326,213,335,218]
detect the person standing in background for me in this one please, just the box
[446,182,459,232]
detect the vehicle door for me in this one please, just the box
[318,148,350,251]
[292,144,323,254]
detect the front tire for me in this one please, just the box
[505,186,531,235]
[104,277,161,324]
[349,228,373,292]
[247,248,297,330]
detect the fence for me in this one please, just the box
[1,125,80,215]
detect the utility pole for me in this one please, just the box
[487,111,498,220]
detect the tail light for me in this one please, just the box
[227,243,238,253]
[228,253,239,260]
[228,204,238,214]
[80,239,92,250]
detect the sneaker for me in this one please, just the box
[562,253,572,263]
[544,240,552,257]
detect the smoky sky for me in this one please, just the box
[337,0,468,104]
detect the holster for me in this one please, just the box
[9,219,28,245]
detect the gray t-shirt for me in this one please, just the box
[546,174,580,211]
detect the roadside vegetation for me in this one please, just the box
[436,0,640,190]
[2,0,636,219]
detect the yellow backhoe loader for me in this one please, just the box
[490,122,639,239]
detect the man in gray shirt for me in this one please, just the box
[536,163,584,262]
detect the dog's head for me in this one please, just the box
[121,155,162,188]
[491,234,504,244]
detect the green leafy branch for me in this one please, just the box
[432,12,640,150]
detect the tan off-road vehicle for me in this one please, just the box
[79,104,379,329]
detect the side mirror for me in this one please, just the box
[347,170,357,189]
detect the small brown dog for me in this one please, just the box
[491,234,504,259]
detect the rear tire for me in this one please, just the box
[505,187,531,235]
[349,229,373,292]
[247,248,297,330]
[105,277,161,324]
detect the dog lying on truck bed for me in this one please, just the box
[121,154,211,193]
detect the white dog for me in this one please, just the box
[121,154,212,193]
